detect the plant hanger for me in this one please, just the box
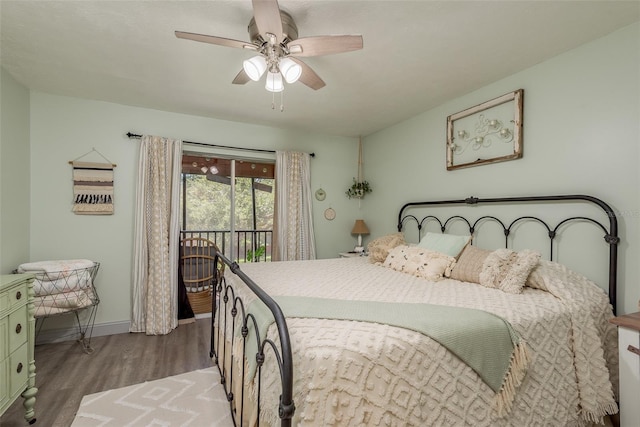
[346,137,372,200]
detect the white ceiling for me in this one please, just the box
[1,1,638,138]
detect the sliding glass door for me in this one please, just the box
[180,153,275,262]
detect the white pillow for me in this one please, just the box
[417,232,471,258]
[383,245,456,281]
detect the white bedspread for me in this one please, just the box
[224,257,617,427]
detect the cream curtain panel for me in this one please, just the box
[274,151,316,261]
[130,135,183,335]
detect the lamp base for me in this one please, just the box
[354,246,365,253]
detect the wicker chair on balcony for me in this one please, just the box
[179,237,224,315]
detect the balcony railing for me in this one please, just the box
[180,230,272,262]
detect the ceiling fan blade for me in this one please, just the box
[232,69,251,85]
[290,58,325,90]
[252,0,283,42]
[288,35,363,57]
[175,31,257,51]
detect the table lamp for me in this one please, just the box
[351,219,370,253]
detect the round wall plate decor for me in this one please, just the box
[315,188,326,201]
[324,207,336,220]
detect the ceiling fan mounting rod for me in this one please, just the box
[248,10,299,46]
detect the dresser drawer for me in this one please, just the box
[0,281,28,316]
[8,308,28,354]
[9,341,29,397]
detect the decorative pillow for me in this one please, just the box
[417,232,471,258]
[383,245,456,281]
[525,261,549,291]
[367,232,406,263]
[479,248,541,294]
[448,245,492,282]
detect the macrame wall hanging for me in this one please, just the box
[68,148,117,215]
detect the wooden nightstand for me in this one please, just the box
[609,312,640,426]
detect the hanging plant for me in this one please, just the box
[346,137,372,199]
[346,178,372,199]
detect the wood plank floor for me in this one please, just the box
[1,318,215,427]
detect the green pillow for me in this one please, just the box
[417,232,471,258]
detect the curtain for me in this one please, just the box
[273,151,316,261]
[130,135,183,335]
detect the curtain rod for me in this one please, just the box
[126,132,315,157]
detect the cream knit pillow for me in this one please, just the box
[367,232,406,263]
[479,248,541,294]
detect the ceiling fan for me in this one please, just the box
[175,0,363,96]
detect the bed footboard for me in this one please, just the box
[211,251,295,427]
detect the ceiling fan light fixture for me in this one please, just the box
[243,55,267,81]
[279,58,302,84]
[265,71,284,92]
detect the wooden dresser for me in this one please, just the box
[0,274,37,424]
[610,311,640,427]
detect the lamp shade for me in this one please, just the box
[265,71,284,92]
[351,219,370,235]
[279,58,302,84]
[243,55,267,81]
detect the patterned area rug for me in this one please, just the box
[71,367,233,426]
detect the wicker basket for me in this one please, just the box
[187,290,212,314]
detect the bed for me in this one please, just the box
[210,195,620,426]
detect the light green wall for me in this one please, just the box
[11,21,640,333]
[0,68,30,273]
[363,23,640,315]
[28,94,361,330]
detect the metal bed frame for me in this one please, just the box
[397,195,619,313]
[211,194,620,426]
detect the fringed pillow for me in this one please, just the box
[368,232,406,263]
[479,248,541,294]
[383,245,456,281]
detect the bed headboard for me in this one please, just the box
[397,195,619,313]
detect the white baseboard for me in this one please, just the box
[35,315,212,345]
[35,320,131,345]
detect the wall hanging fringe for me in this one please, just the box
[69,148,116,215]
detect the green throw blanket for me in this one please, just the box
[241,296,529,417]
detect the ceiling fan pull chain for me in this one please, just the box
[280,90,284,112]
[271,89,276,110]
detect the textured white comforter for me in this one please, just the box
[223,257,617,427]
